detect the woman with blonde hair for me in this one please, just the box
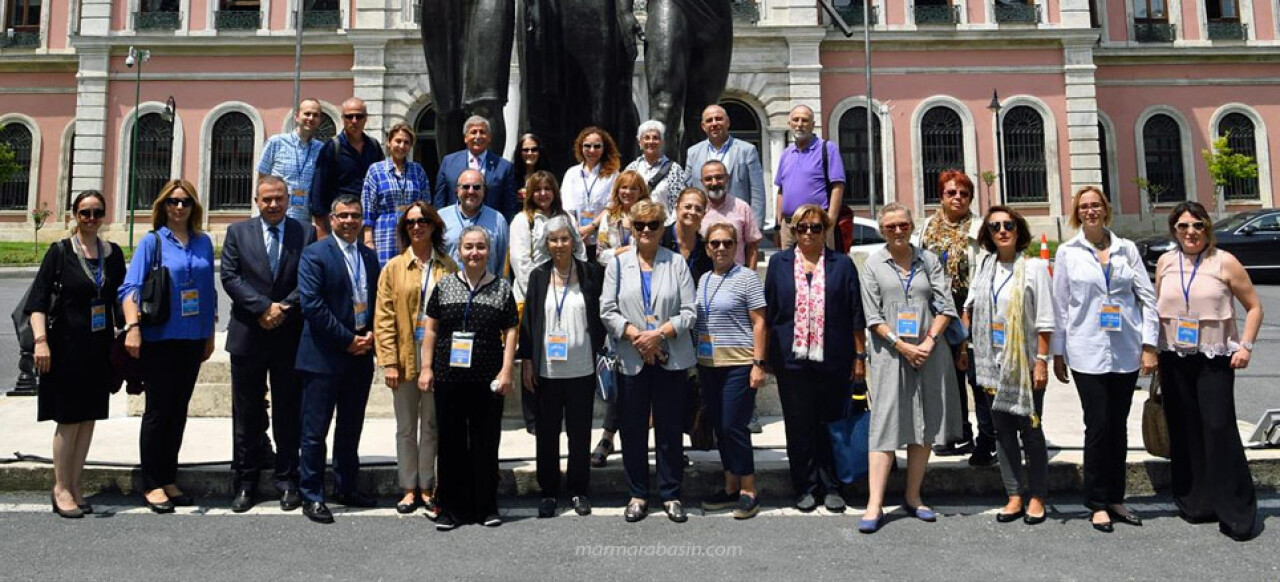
[594,170,649,264]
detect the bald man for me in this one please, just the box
[310,97,384,235]
[685,104,766,232]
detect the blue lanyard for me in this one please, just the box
[991,262,1015,316]
[552,267,572,326]
[344,244,364,298]
[391,163,408,199]
[72,237,104,293]
[895,260,917,298]
[1178,251,1204,312]
[580,168,600,205]
[1088,247,1112,296]
[703,266,736,323]
[293,135,315,181]
[455,205,478,228]
[640,269,656,317]
[165,229,196,286]
[459,272,483,331]
[708,137,732,159]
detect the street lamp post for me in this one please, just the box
[988,90,1005,207]
[126,46,151,251]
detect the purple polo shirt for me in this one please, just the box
[774,138,844,217]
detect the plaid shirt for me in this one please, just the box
[362,159,430,266]
[258,131,325,221]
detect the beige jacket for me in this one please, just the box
[374,246,458,380]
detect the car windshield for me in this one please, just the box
[1216,212,1256,232]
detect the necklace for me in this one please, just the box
[553,264,572,281]
[1087,231,1109,250]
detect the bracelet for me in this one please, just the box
[885,331,900,345]
[33,336,46,344]
[1034,353,1052,363]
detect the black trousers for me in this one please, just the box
[231,343,302,491]
[954,346,997,451]
[776,366,845,497]
[298,367,373,503]
[139,339,206,490]
[618,365,686,501]
[1159,352,1257,537]
[435,381,504,524]
[535,374,595,498]
[1073,369,1138,509]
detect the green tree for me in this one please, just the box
[0,124,19,184]
[1202,133,1258,213]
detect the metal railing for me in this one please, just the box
[914,4,960,25]
[834,3,880,26]
[302,10,342,29]
[1207,21,1247,41]
[731,0,759,24]
[215,10,261,31]
[134,11,181,31]
[993,3,1039,24]
[1133,21,1176,42]
[1,30,39,47]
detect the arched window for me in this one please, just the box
[1001,106,1047,203]
[1217,112,1258,201]
[413,105,441,181]
[0,123,33,210]
[720,99,763,156]
[919,106,964,205]
[1097,121,1111,196]
[839,106,883,206]
[1142,114,1185,204]
[208,112,256,210]
[314,113,337,142]
[132,112,175,210]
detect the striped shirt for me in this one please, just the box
[695,265,766,366]
[361,159,430,266]
[258,131,325,221]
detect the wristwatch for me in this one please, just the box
[1034,353,1052,363]
[855,352,869,361]
[1240,341,1254,351]
[122,322,139,333]
[752,359,767,368]
[885,331,901,345]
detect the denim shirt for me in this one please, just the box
[119,226,218,342]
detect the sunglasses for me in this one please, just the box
[632,220,663,232]
[582,143,604,150]
[405,217,433,227]
[987,220,1017,233]
[944,189,971,198]
[333,212,361,220]
[793,222,824,235]
[882,222,911,233]
[343,113,367,121]
[520,147,539,153]
[708,239,736,249]
[165,197,193,208]
[1175,221,1206,232]
[458,184,484,191]
[78,208,106,219]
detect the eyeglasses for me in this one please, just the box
[1175,221,1206,232]
[343,113,367,121]
[165,197,193,208]
[1079,202,1106,213]
[333,212,361,220]
[987,220,1017,233]
[78,208,106,219]
[633,220,663,232]
[882,222,912,233]
[793,222,824,235]
[520,147,539,153]
[944,189,971,199]
[458,184,484,191]
[708,239,736,249]
[405,217,433,227]
[582,143,604,150]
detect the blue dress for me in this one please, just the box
[361,159,430,266]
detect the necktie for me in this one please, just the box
[468,154,481,171]
[267,225,281,278]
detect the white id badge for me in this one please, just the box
[413,315,427,343]
[578,210,596,229]
[546,331,570,362]
[991,317,1007,348]
[896,307,921,339]
[353,301,368,330]
[290,189,308,212]
[1099,302,1122,333]
[449,331,475,368]
[180,288,200,317]
[644,314,659,331]
[90,300,107,332]
[697,334,715,360]
[1175,313,1200,348]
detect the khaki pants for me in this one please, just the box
[779,215,838,250]
[393,379,438,492]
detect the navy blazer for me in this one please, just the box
[432,149,519,220]
[295,236,381,375]
[221,216,315,357]
[763,247,866,376]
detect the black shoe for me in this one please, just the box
[968,449,998,467]
[571,495,592,516]
[733,494,760,520]
[1107,507,1143,527]
[823,491,847,513]
[934,441,974,457]
[279,488,302,511]
[333,491,378,508]
[996,509,1025,523]
[435,512,459,531]
[78,503,93,515]
[231,489,256,513]
[590,439,614,468]
[624,500,647,523]
[1092,521,1114,533]
[51,494,84,519]
[702,489,739,512]
[144,495,175,514]
[483,513,502,527]
[303,501,334,524]
[168,494,195,507]
[746,412,763,434]
[538,497,557,518]
[794,493,818,513]
[396,496,420,515]
[422,497,440,521]
[664,500,688,523]
[1024,512,1047,525]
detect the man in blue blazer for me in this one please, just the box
[221,176,316,513]
[433,115,519,220]
[685,104,766,232]
[295,194,381,524]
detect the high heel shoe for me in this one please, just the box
[51,493,84,519]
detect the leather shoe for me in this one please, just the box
[1024,512,1047,525]
[333,491,377,508]
[144,496,175,514]
[538,497,557,518]
[1092,521,1114,533]
[996,509,1025,523]
[168,494,195,507]
[663,500,688,523]
[823,491,847,513]
[279,489,302,511]
[794,493,818,513]
[1107,507,1143,527]
[303,501,334,524]
[78,504,93,515]
[571,495,592,516]
[231,489,256,513]
[624,500,647,523]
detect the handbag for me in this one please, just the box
[1142,368,1171,459]
[595,255,623,402]
[139,231,172,326]
[827,381,871,484]
[12,240,66,353]
[685,371,716,451]
[109,330,145,395]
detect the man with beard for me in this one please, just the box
[774,105,844,250]
[699,160,761,268]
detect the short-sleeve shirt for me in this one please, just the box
[258,131,325,221]
[426,273,518,383]
[700,195,762,266]
[695,265,766,366]
[774,138,844,217]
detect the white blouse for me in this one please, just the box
[560,163,617,245]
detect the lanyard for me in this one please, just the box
[164,229,196,285]
[708,137,732,159]
[552,267,572,326]
[458,272,484,331]
[1088,247,1112,296]
[895,260,917,298]
[703,265,736,322]
[418,256,435,317]
[1178,250,1204,312]
[391,163,408,199]
[991,261,1015,316]
[71,237,104,295]
[455,205,478,228]
[293,134,315,181]
[344,243,364,298]
[640,269,656,317]
[580,167,600,207]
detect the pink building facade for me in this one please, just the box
[0,0,1276,243]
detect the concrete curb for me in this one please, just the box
[0,266,39,279]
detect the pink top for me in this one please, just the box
[1155,249,1239,357]
[701,195,763,266]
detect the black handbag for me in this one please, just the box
[138,231,171,326]
[12,240,66,353]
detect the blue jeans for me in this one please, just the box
[698,365,756,476]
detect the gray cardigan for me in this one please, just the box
[600,246,697,374]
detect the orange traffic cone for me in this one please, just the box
[1040,233,1052,276]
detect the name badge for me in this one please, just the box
[449,331,475,368]
[644,314,659,331]
[991,317,1006,348]
[413,315,427,343]
[697,334,715,360]
[1099,302,1122,333]
[578,210,596,229]
[290,189,308,210]
[546,331,570,362]
[90,300,107,332]
[354,301,368,330]
[896,307,920,339]
[181,288,200,317]
[1175,313,1200,348]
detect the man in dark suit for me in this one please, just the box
[222,176,316,513]
[295,194,381,524]
[432,115,518,220]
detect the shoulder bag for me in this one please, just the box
[13,240,67,353]
[1142,368,1171,458]
[595,255,623,402]
[139,231,172,326]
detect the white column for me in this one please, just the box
[71,48,111,198]
[351,38,390,136]
[1063,40,1099,219]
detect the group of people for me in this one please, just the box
[24,98,1262,542]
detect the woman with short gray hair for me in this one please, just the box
[625,120,690,221]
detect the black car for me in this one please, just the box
[1136,209,1280,280]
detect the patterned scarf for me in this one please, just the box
[921,212,973,295]
[972,254,1035,420]
[791,251,826,362]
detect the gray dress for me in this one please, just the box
[859,246,962,451]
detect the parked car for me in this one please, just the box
[1136,208,1280,281]
[846,215,887,267]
